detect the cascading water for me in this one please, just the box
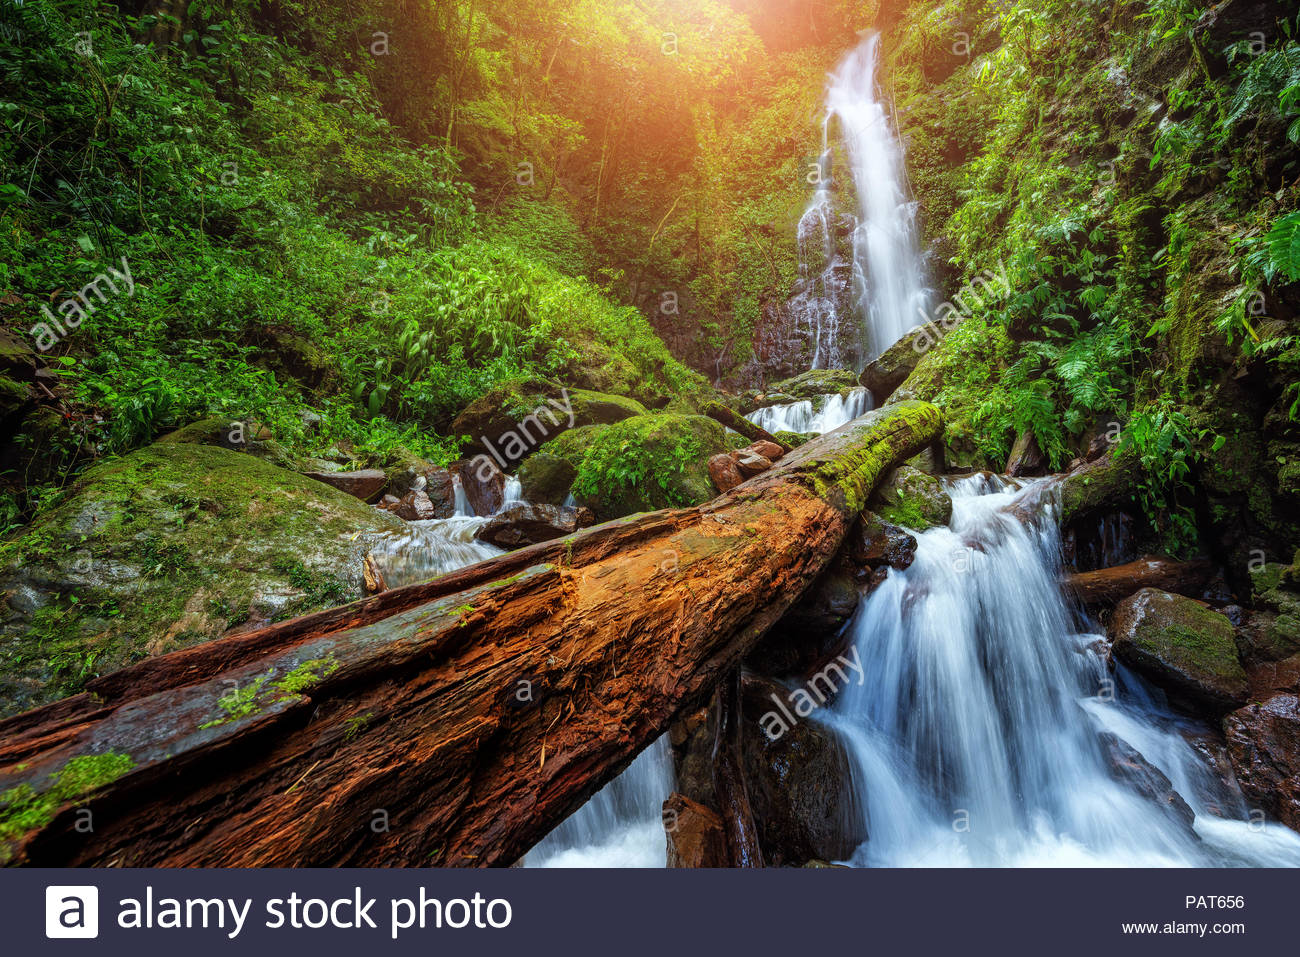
[747,387,872,436]
[523,736,676,868]
[368,474,504,590]
[793,32,929,363]
[826,475,1300,866]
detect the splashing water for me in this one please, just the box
[827,475,1300,866]
[523,735,676,867]
[367,473,507,589]
[747,388,872,436]
[818,32,930,359]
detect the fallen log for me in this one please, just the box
[704,401,791,452]
[1063,556,1214,608]
[0,401,941,867]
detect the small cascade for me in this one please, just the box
[826,475,1300,866]
[788,184,857,370]
[502,476,523,507]
[523,735,676,868]
[747,387,871,436]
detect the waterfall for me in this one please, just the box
[826,475,1300,866]
[747,387,872,436]
[523,735,676,868]
[797,32,929,362]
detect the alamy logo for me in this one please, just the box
[45,886,99,939]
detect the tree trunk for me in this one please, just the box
[1064,556,1214,607]
[0,402,941,868]
[704,402,790,451]
[711,669,763,866]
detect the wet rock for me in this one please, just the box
[474,502,595,548]
[1098,733,1197,835]
[1224,693,1300,830]
[393,489,438,521]
[670,706,717,808]
[452,457,506,517]
[378,494,400,509]
[663,793,727,868]
[1109,588,1248,713]
[302,468,387,502]
[0,443,404,717]
[516,453,576,505]
[383,451,455,517]
[849,512,917,571]
[733,449,773,478]
[771,369,860,400]
[708,453,745,494]
[740,674,864,866]
[867,465,953,531]
[859,323,940,401]
[747,565,859,678]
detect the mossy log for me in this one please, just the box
[703,401,791,452]
[0,402,941,867]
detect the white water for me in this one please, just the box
[827,475,1300,866]
[367,473,511,589]
[523,735,676,868]
[747,387,871,436]
[816,32,930,358]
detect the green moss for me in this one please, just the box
[200,655,340,729]
[568,414,729,520]
[808,402,944,514]
[0,443,401,717]
[0,752,135,859]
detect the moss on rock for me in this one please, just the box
[1109,588,1248,713]
[867,464,953,531]
[0,443,404,716]
[771,369,860,400]
[567,414,730,520]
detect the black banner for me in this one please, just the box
[3,868,1289,955]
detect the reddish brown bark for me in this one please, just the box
[1064,556,1214,607]
[0,402,941,868]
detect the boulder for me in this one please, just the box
[1109,588,1248,713]
[565,414,731,521]
[740,674,864,866]
[849,513,917,571]
[748,440,785,461]
[663,793,727,868]
[393,489,438,521]
[302,468,387,501]
[708,453,745,494]
[451,377,647,466]
[383,450,456,517]
[1224,694,1300,831]
[867,464,953,530]
[859,323,941,401]
[0,443,404,717]
[733,449,773,478]
[474,502,595,549]
[452,457,506,517]
[516,453,577,505]
[771,369,859,400]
